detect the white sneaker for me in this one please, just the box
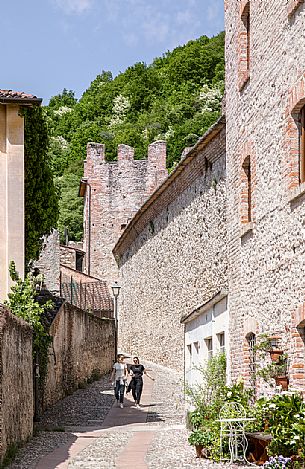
[135,404,140,409]
[120,403,123,408]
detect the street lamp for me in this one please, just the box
[111,281,121,361]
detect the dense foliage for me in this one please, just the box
[24,106,59,265]
[6,262,52,354]
[45,32,225,240]
[187,355,305,466]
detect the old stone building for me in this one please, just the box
[79,141,168,287]
[0,90,41,301]
[113,118,227,371]
[225,0,305,391]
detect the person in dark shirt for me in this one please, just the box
[127,356,154,408]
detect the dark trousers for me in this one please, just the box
[114,380,125,403]
[128,377,143,404]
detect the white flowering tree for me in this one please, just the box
[109,94,131,127]
[198,82,224,114]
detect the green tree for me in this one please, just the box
[45,32,225,240]
[24,106,59,266]
[56,172,84,242]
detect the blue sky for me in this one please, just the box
[1,0,224,104]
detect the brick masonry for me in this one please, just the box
[80,142,168,288]
[225,0,305,391]
[114,122,227,371]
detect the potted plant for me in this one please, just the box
[270,349,284,362]
[188,428,212,458]
[258,354,289,390]
[255,334,283,361]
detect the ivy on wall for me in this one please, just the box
[23,106,59,267]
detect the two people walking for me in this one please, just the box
[110,354,154,409]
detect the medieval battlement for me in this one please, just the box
[80,141,168,285]
[84,141,167,179]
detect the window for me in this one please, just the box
[300,106,305,184]
[76,251,84,272]
[245,8,250,71]
[217,332,225,354]
[288,0,304,18]
[194,341,200,354]
[205,337,213,360]
[247,333,256,388]
[239,1,250,90]
[241,156,252,223]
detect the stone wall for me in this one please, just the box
[60,242,85,271]
[225,0,305,391]
[43,302,115,409]
[114,121,227,371]
[80,142,168,288]
[34,230,60,294]
[0,307,33,462]
[60,246,76,270]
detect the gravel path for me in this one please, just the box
[68,433,132,468]
[39,375,114,427]
[9,375,114,469]
[8,361,249,469]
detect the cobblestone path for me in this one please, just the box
[9,361,248,469]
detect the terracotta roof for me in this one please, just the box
[0,90,42,105]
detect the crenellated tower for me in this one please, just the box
[79,141,168,286]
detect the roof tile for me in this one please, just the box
[0,89,38,99]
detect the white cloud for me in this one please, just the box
[92,0,223,49]
[54,0,93,14]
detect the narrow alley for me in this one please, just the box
[9,361,247,469]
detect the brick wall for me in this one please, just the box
[114,123,227,371]
[81,142,168,287]
[225,0,305,391]
[0,307,33,462]
[43,302,115,409]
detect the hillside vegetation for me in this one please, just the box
[46,32,225,241]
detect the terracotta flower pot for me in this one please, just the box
[269,350,283,362]
[195,444,204,458]
[275,375,289,390]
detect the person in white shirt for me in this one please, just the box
[110,354,128,408]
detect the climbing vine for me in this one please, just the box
[5,262,52,354]
[23,106,59,267]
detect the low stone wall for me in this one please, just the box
[0,306,33,462]
[43,302,115,409]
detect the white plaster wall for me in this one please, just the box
[185,297,229,388]
[0,104,24,301]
